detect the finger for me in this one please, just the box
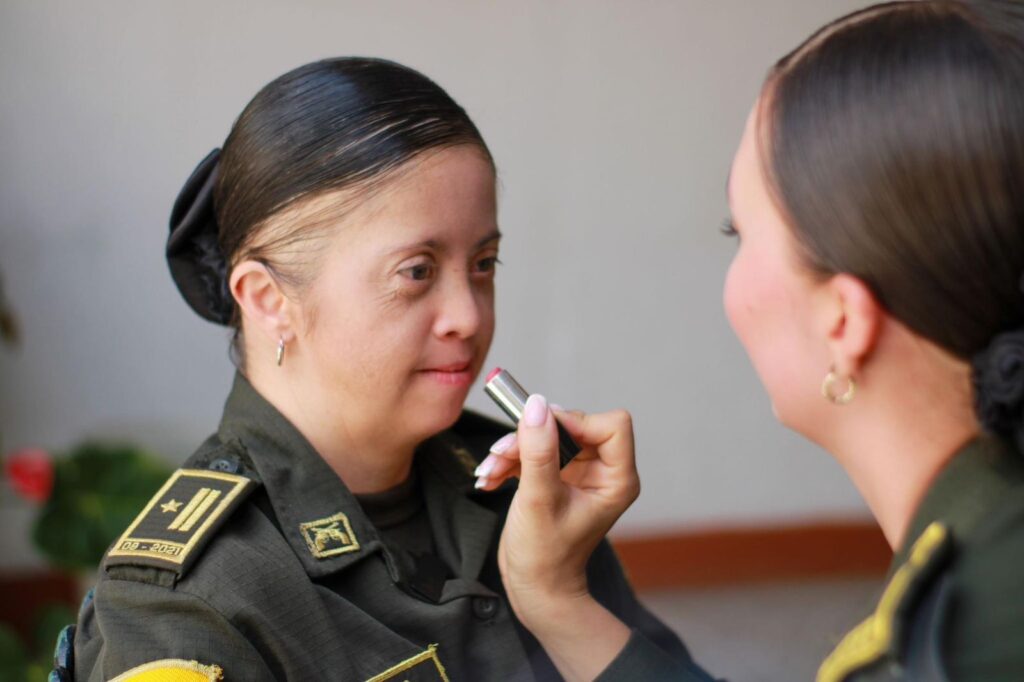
[488,432,517,457]
[550,408,588,442]
[475,462,521,491]
[475,452,518,481]
[516,394,564,503]
[561,409,636,470]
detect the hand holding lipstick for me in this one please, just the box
[490,394,640,681]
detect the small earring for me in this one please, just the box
[822,368,856,405]
[276,337,286,367]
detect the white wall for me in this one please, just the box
[0,0,874,558]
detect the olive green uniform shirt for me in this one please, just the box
[74,373,694,681]
[817,435,1024,681]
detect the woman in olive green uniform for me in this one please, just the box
[62,58,698,681]
[477,2,1024,680]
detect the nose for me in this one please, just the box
[432,274,482,340]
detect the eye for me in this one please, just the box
[474,255,501,274]
[399,260,436,282]
[720,218,739,238]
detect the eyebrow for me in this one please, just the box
[386,229,502,256]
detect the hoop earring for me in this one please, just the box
[276,337,286,367]
[822,369,856,405]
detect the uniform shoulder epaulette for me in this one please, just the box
[817,522,955,682]
[104,466,259,578]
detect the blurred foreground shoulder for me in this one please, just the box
[944,493,1024,679]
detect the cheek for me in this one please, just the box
[723,249,756,347]
[307,286,431,385]
[722,248,815,420]
[475,285,496,349]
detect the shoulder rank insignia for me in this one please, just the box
[366,645,449,682]
[110,659,222,681]
[106,468,257,575]
[817,522,953,682]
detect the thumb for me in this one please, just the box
[516,394,563,503]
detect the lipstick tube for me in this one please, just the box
[484,368,582,468]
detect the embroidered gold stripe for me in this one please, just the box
[179,489,221,532]
[169,488,222,532]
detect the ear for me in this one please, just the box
[229,260,296,344]
[820,273,882,379]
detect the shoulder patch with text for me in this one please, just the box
[106,468,257,575]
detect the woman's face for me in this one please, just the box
[723,100,832,432]
[293,146,498,445]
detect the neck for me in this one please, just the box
[821,352,978,550]
[832,415,975,550]
[246,359,417,495]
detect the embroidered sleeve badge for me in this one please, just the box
[109,658,223,681]
[106,469,257,575]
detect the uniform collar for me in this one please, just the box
[893,434,1024,570]
[216,372,498,589]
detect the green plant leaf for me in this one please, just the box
[33,442,171,571]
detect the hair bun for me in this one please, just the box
[972,328,1024,447]
[166,148,234,325]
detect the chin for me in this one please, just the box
[410,399,467,442]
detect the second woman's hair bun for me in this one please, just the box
[166,148,234,325]
[972,326,1024,450]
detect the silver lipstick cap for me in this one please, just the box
[484,369,529,423]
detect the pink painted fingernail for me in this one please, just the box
[550,403,565,412]
[489,433,516,454]
[523,394,548,427]
[474,476,488,489]
[475,455,498,478]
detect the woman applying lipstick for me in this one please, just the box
[482,1,1024,680]
[65,57,692,682]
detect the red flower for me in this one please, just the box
[4,448,54,503]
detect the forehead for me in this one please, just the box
[727,100,768,212]
[271,145,497,246]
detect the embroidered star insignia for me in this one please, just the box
[160,498,183,513]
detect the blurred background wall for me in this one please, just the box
[0,0,873,571]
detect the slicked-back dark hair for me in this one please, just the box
[216,57,492,271]
[761,0,1024,359]
[760,0,1024,445]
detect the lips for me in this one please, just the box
[418,358,476,387]
[421,360,472,373]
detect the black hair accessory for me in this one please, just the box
[972,327,1024,448]
[166,148,234,325]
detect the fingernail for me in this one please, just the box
[489,432,516,454]
[550,403,565,412]
[474,476,488,489]
[523,394,548,427]
[475,454,498,478]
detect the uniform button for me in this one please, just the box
[209,458,240,474]
[472,596,500,620]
